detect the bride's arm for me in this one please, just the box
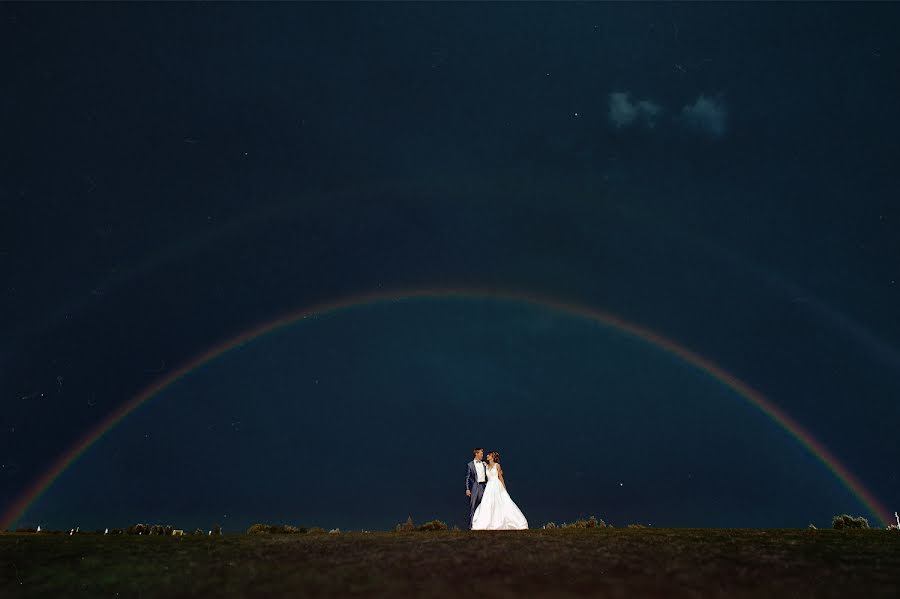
[497,465,506,491]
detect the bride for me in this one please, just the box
[471,451,528,530]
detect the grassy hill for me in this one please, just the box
[2,528,899,597]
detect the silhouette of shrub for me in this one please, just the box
[307,527,326,534]
[627,523,647,529]
[126,523,148,535]
[212,523,223,536]
[193,528,205,536]
[246,523,308,534]
[542,522,557,529]
[248,524,275,534]
[395,516,415,532]
[563,516,607,529]
[417,520,448,531]
[808,524,817,530]
[832,514,870,530]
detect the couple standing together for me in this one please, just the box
[466,447,528,530]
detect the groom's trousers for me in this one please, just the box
[468,481,487,529]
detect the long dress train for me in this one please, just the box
[471,464,528,530]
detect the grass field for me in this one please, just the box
[2,528,899,598]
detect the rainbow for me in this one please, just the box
[2,286,891,529]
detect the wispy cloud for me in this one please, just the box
[608,92,662,129]
[608,91,728,139]
[679,94,727,138]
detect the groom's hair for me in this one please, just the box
[473,447,483,456]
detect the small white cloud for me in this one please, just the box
[608,92,663,129]
[680,94,727,137]
[608,92,637,128]
[636,99,662,128]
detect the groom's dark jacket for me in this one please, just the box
[466,460,486,493]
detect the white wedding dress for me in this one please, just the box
[471,464,528,530]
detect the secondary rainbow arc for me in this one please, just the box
[2,286,891,529]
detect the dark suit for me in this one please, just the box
[466,460,488,529]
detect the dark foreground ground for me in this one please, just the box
[2,528,899,598]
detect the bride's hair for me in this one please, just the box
[488,451,500,464]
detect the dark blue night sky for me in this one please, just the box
[2,3,899,532]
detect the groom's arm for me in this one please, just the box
[465,464,472,496]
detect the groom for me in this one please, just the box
[465,447,487,529]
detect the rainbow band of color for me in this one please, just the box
[2,287,891,529]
